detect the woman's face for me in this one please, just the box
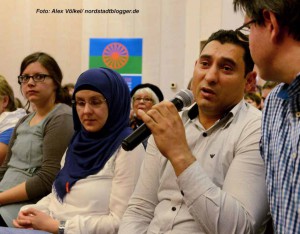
[132,90,154,117]
[20,62,57,107]
[75,90,109,132]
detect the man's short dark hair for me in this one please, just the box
[201,29,254,77]
[233,0,300,41]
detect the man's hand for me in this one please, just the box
[138,100,196,176]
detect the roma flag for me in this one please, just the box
[89,38,142,74]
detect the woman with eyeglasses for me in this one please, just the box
[130,83,164,148]
[0,52,74,227]
[13,68,144,234]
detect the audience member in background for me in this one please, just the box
[244,92,261,110]
[13,68,144,234]
[0,76,26,165]
[256,84,262,97]
[261,81,278,109]
[58,83,75,107]
[234,0,300,233]
[63,83,75,97]
[130,83,164,148]
[59,88,72,107]
[0,52,74,226]
[14,98,24,109]
[119,30,269,234]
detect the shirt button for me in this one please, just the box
[203,132,207,137]
[172,207,176,211]
[292,153,297,159]
[296,112,300,118]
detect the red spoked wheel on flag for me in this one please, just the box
[102,42,129,70]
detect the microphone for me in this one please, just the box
[122,89,194,151]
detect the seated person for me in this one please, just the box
[261,81,279,109]
[119,30,269,233]
[130,83,164,148]
[62,83,75,97]
[0,76,26,165]
[244,92,262,110]
[14,98,24,109]
[61,83,75,107]
[0,52,74,226]
[13,68,145,234]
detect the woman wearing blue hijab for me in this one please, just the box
[13,68,145,234]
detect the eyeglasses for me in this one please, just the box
[235,19,256,42]
[72,98,107,109]
[133,97,153,103]
[18,74,52,84]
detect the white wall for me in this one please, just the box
[0,0,244,102]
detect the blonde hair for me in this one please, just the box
[0,75,16,111]
[132,87,160,105]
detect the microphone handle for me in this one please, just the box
[172,98,184,111]
[122,124,151,151]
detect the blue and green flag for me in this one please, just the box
[90,38,142,84]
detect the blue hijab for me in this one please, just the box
[54,67,132,201]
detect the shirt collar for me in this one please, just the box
[277,73,300,100]
[185,99,244,123]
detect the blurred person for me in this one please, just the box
[119,30,269,234]
[59,88,72,107]
[13,68,144,234]
[244,92,262,109]
[14,98,24,109]
[62,83,75,97]
[130,83,164,148]
[261,81,278,109]
[256,84,262,97]
[0,76,26,165]
[0,52,74,226]
[61,83,75,107]
[234,0,300,233]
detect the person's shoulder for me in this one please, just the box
[52,103,72,116]
[268,83,284,98]
[242,101,262,118]
[264,83,285,110]
[44,104,73,126]
[119,143,145,158]
[236,100,262,127]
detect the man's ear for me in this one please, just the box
[244,71,257,93]
[262,9,282,43]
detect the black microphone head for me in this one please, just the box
[174,89,194,108]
